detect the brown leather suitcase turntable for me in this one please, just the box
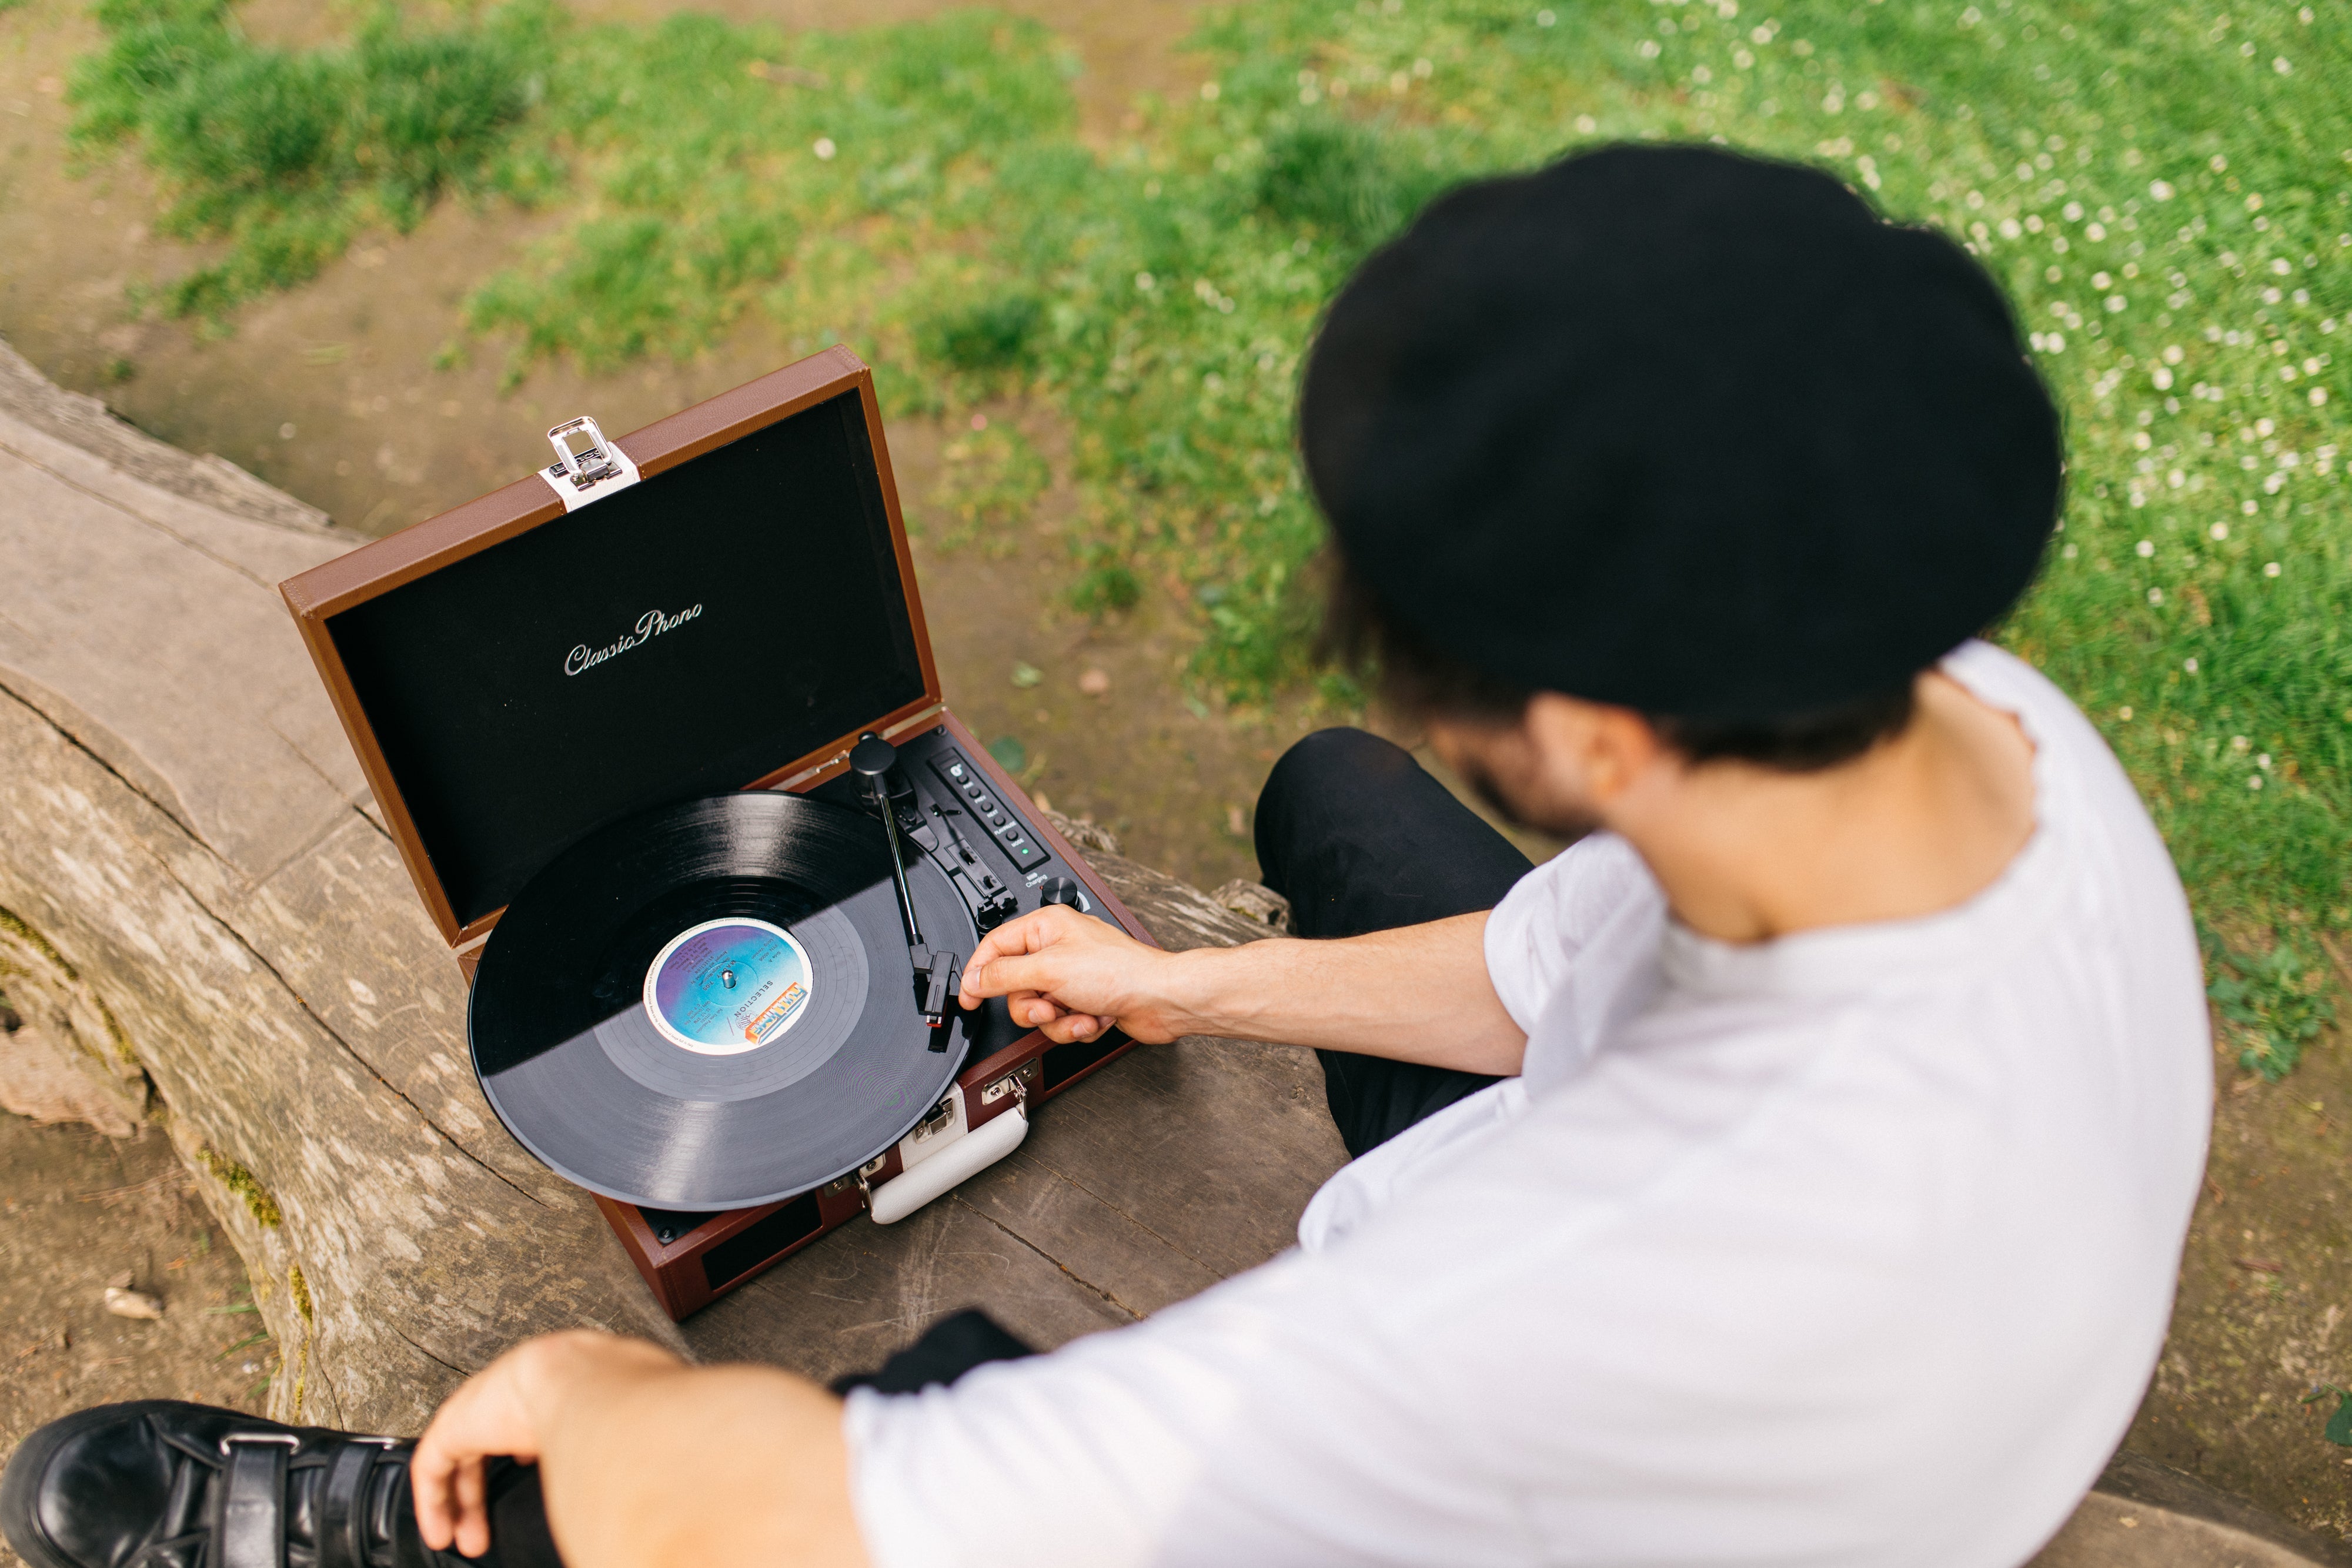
[279,347,1154,1320]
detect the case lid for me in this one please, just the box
[280,348,942,948]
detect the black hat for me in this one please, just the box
[1300,143,2062,721]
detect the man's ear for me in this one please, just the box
[1522,693,1671,809]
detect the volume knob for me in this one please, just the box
[1039,876,1081,909]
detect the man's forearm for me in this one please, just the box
[1169,912,1526,1075]
[521,1334,867,1568]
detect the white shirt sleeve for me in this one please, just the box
[1481,834,1654,1032]
[842,1251,1522,1568]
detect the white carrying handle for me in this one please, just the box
[868,1104,1027,1224]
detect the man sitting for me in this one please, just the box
[3,143,2210,1568]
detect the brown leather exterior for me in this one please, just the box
[279,347,943,948]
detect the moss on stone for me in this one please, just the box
[198,1145,282,1228]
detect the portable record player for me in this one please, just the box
[278,347,1157,1319]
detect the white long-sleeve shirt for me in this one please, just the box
[844,641,2212,1567]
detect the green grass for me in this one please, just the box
[71,0,2352,1048]
[70,0,542,316]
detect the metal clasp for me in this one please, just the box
[981,1064,1034,1108]
[539,415,643,512]
[219,1432,302,1456]
[853,1152,888,1209]
[911,1095,956,1144]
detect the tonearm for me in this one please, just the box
[850,733,961,1042]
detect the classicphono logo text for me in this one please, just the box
[564,604,703,677]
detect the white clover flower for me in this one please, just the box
[2119,706,2135,721]
[2087,222,2107,240]
[2092,271,2113,289]
[2241,499,2260,515]
[1200,81,1221,101]
[2149,180,2174,201]
[2163,344,2184,365]
[2264,561,2282,577]
[813,136,837,159]
[2313,387,2331,406]
[2147,587,2164,605]
[1539,8,1559,25]
[2184,657,2199,673]
[2153,367,2174,389]
[2249,775,2264,790]
[1135,271,1156,291]
[2136,539,2156,557]
[2211,521,2231,540]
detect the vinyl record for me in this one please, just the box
[467,790,974,1209]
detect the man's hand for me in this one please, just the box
[957,906,1198,1044]
[413,1330,865,1568]
[413,1331,676,1557]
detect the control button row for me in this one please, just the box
[927,747,1046,870]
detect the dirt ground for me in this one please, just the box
[3,0,2350,1545]
[2129,989,2352,1537]
[0,1113,271,1567]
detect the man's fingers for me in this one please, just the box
[1004,990,1063,1028]
[1041,1011,1102,1044]
[453,1456,490,1558]
[412,1446,456,1549]
[957,908,1087,1007]
[964,948,1067,1005]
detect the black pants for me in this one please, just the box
[493,733,1532,1563]
[856,728,1534,1386]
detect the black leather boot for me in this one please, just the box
[1,1401,560,1568]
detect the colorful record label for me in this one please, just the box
[642,918,813,1056]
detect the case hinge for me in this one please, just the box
[539,415,643,511]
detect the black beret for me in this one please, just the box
[1300,143,2063,721]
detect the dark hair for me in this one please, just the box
[1321,557,1917,772]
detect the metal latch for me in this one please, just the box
[911,1095,957,1143]
[538,415,642,512]
[981,1062,1037,1107]
[823,1149,891,1200]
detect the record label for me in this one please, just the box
[643,917,813,1055]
